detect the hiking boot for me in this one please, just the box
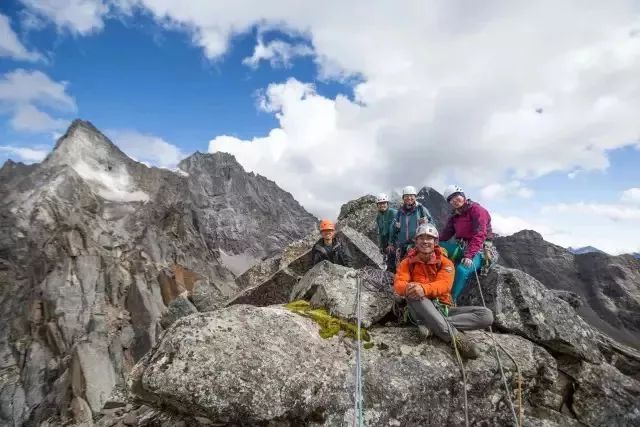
[452,333,479,360]
[417,325,432,339]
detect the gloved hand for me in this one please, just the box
[461,257,473,268]
[386,245,395,254]
[418,218,427,225]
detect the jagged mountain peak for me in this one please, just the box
[179,150,244,173]
[41,119,152,202]
[47,119,132,167]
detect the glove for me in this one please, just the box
[461,257,473,268]
[418,218,427,225]
[386,245,395,254]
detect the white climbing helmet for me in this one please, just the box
[376,193,389,203]
[443,184,465,202]
[402,185,417,196]
[415,223,439,239]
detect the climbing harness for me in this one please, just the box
[473,268,523,426]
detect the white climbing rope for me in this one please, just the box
[446,319,470,427]
[473,268,522,426]
[353,275,364,427]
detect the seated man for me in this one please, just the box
[394,224,493,359]
[311,219,352,267]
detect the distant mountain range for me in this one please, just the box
[567,246,606,255]
[567,246,640,259]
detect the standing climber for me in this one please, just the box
[439,185,493,303]
[311,219,353,267]
[375,193,398,273]
[394,223,493,359]
[389,186,433,262]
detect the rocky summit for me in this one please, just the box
[0,120,316,426]
[1,121,639,426]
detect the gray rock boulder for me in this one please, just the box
[562,360,640,426]
[494,230,640,349]
[228,227,382,308]
[290,261,393,328]
[160,295,198,329]
[129,304,610,426]
[338,226,384,269]
[460,265,603,363]
[337,195,378,243]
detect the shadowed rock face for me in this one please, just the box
[0,120,318,426]
[494,230,640,349]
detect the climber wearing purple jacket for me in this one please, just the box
[439,185,493,303]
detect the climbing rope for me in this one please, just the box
[446,318,470,427]
[357,267,470,425]
[352,275,364,427]
[473,268,522,426]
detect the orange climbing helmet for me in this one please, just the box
[319,219,335,231]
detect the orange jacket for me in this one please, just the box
[393,246,454,306]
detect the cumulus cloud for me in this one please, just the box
[0,145,49,163]
[18,0,110,35]
[0,13,42,61]
[542,202,640,222]
[0,69,75,133]
[491,213,556,237]
[107,129,187,169]
[109,0,640,215]
[243,37,313,69]
[621,187,640,205]
[479,181,533,201]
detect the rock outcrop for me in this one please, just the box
[129,300,640,426]
[460,265,603,363]
[0,120,317,426]
[494,230,640,348]
[227,226,382,308]
[290,261,393,327]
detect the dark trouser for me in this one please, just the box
[407,299,493,342]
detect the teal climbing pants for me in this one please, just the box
[439,240,483,303]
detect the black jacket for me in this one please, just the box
[311,238,352,268]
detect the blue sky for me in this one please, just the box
[1,0,639,254]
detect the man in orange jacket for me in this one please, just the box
[394,223,493,359]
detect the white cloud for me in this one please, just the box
[105,1,640,216]
[479,181,533,201]
[18,0,110,35]
[492,209,640,255]
[542,202,640,222]
[0,69,75,133]
[0,145,49,163]
[621,187,640,205]
[107,129,187,169]
[0,13,42,62]
[243,37,313,69]
[209,78,381,215]
[11,104,68,132]
[491,213,556,237]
